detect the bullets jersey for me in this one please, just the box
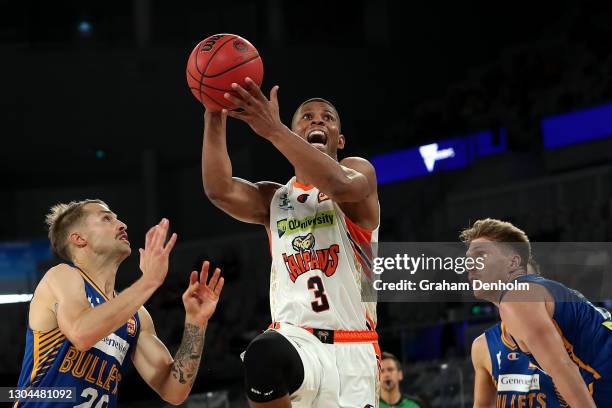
[14,265,140,408]
[485,322,564,407]
[268,177,378,330]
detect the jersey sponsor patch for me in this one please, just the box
[497,374,541,392]
[92,333,130,364]
[276,211,335,238]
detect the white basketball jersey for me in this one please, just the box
[268,177,378,331]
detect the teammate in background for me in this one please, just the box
[380,352,427,408]
[462,218,612,407]
[202,79,380,407]
[14,200,224,407]
[471,260,564,408]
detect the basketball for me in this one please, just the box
[186,34,264,111]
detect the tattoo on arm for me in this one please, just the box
[170,323,205,385]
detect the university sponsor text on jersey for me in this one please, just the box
[276,210,335,238]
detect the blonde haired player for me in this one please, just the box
[14,200,224,407]
[202,78,380,407]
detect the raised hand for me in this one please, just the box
[223,77,283,140]
[138,218,178,288]
[182,261,224,327]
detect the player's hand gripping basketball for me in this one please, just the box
[223,77,283,140]
[182,261,224,327]
[138,218,178,288]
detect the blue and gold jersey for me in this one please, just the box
[14,265,140,408]
[506,274,612,405]
[485,322,564,407]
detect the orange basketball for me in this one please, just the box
[186,34,264,111]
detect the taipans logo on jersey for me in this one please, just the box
[297,193,309,203]
[292,233,316,251]
[318,192,329,202]
[127,316,137,337]
[282,234,340,282]
[278,192,293,210]
[276,210,335,238]
[507,352,520,361]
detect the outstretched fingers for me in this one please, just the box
[214,276,224,297]
[269,85,280,109]
[224,91,246,108]
[199,261,210,286]
[205,267,223,297]
[230,82,255,103]
[224,109,247,121]
[163,232,178,254]
[244,77,266,100]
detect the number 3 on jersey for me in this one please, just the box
[308,276,330,312]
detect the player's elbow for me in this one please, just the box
[203,180,232,204]
[71,334,95,352]
[204,187,226,203]
[163,392,188,406]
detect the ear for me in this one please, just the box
[69,231,88,250]
[509,254,522,269]
[337,134,346,150]
[398,369,404,381]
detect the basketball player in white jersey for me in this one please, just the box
[202,78,380,407]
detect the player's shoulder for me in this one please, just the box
[471,333,490,360]
[44,263,81,280]
[340,156,375,171]
[255,180,283,191]
[42,263,85,293]
[472,333,487,350]
[136,305,154,328]
[501,282,550,304]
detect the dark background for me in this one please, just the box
[1,1,612,406]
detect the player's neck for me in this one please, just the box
[72,254,119,298]
[293,172,312,188]
[380,386,402,405]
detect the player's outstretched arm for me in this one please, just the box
[202,109,280,224]
[224,79,377,204]
[47,219,177,351]
[500,297,596,408]
[132,261,224,406]
[471,334,496,408]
